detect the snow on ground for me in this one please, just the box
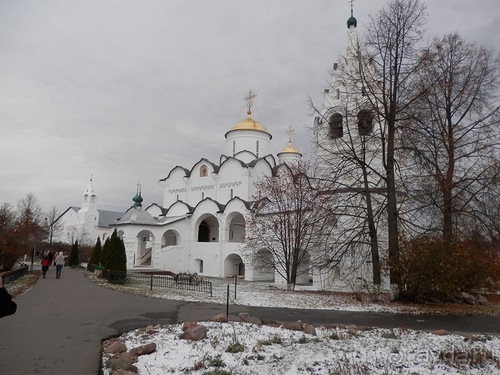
[113,275,420,313]
[103,322,500,375]
[98,276,500,374]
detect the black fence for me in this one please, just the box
[1,266,29,285]
[126,272,213,296]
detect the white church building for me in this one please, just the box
[113,91,303,282]
[53,8,391,291]
[52,178,123,247]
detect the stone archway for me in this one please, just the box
[162,229,178,248]
[224,253,244,278]
[135,230,154,266]
[228,213,245,243]
[196,215,219,242]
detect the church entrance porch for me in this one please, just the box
[135,230,155,267]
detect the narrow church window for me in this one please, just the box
[324,89,330,94]
[176,194,179,200]
[256,140,259,157]
[336,89,340,100]
[357,109,374,136]
[199,260,204,273]
[200,165,208,177]
[232,141,236,156]
[328,112,343,139]
[333,62,338,70]
[202,192,205,200]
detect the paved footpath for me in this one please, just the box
[1,267,499,374]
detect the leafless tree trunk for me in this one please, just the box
[358,0,428,289]
[46,205,63,251]
[314,93,385,286]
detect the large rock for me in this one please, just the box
[279,320,304,332]
[104,340,127,355]
[238,312,262,325]
[461,292,476,305]
[303,323,317,336]
[105,358,138,372]
[180,322,208,341]
[212,313,228,322]
[476,295,491,306]
[432,329,448,336]
[129,343,157,357]
[112,370,138,375]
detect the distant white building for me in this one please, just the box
[51,178,123,247]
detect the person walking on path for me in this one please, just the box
[0,275,17,318]
[41,256,50,278]
[55,252,65,279]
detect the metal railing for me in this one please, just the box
[1,266,29,285]
[126,272,213,296]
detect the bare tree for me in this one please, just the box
[406,33,500,246]
[314,90,386,287]
[46,205,64,251]
[0,203,18,270]
[16,193,45,258]
[313,0,428,293]
[245,162,336,290]
[355,0,428,289]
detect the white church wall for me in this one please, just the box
[167,202,191,216]
[217,159,248,202]
[189,162,217,204]
[225,129,271,160]
[161,167,188,208]
[248,160,273,199]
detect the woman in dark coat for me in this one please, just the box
[0,276,17,318]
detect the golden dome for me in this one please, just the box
[281,144,300,153]
[230,112,268,133]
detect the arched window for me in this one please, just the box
[256,140,260,157]
[357,109,374,136]
[200,165,208,177]
[328,112,343,139]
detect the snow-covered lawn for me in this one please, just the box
[103,321,500,375]
[99,276,500,374]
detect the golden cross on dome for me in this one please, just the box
[244,90,256,114]
[286,126,295,146]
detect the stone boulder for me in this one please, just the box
[103,338,127,355]
[180,322,208,341]
[129,343,157,357]
[212,313,228,322]
[238,312,263,325]
[105,358,138,373]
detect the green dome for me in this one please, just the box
[347,15,357,29]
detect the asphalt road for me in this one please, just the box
[0,267,498,374]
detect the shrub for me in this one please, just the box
[397,236,500,302]
[89,237,102,266]
[105,230,127,283]
[67,241,80,267]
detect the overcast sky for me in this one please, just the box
[1,0,498,215]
